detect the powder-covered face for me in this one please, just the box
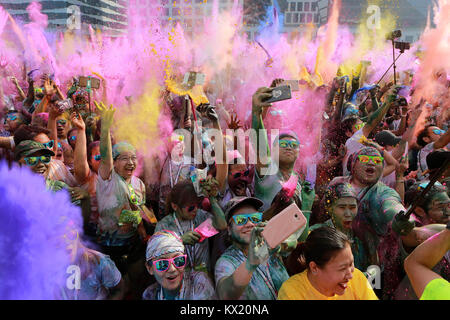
[426,126,444,144]
[229,204,259,246]
[19,150,51,177]
[331,197,358,231]
[56,116,69,139]
[88,144,101,173]
[172,198,200,221]
[352,149,383,186]
[228,163,252,196]
[278,137,299,165]
[114,150,137,181]
[426,192,450,224]
[312,243,355,297]
[4,113,22,133]
[147,252,185,294]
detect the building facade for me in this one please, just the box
[1,0,128,36]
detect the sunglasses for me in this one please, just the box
[24,155,51,166]
[418,181,443,190]
[357,155,384,165]
[151,254,187,272]
[93,154,101,161]
[57,119,67,125]
[354,123,364,131]
[184,204,198,213]
[69,135,77,142]
[6,115,18,121]
[279,139,300,149]
[432,129,446,135]
[42,140,54,149]
[232,212,262,226]
[232,169,250,179]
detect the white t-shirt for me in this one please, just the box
[343,128,365,176]
[417,142,435,181]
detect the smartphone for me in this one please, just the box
[261,202,307,249]
[183,72,206,87]
[264,85,292,103]
[283,80,300,92]
[56,99,74,112]
[78,76,101,89]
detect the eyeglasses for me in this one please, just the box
[151,254,187,272]
[232,212,262,226]
[232,169,250,179]
[93,154,101,161]
[24,155,51,166]
[116,156,137,162]
[42,140,54,149]
[432,129,446,135]
[69,135,77,142]
[354,123,364,131]
[357,155,384,165]
[279,139,300,149]
[56,119,67,125]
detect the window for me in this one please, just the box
[290,2,296,11]
[314,13,319,23]
[311,2,317,11]
[293,13,299,23]
[172,8,180,16]
[307,13,312,23]
[297,2,303,11]
[286,12,292,23]
[300,13,305,23]
[304,2,310,12]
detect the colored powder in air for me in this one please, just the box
[0,162,82,299]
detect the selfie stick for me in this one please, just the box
[87,76,92,114]
[398,157,450,220]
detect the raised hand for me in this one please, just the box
[246,225,270,272]
[94,101,115,130]
[252,87,273,114]
[70,112,85,131]
[200,176,220,198]
[227,111,243,130]
[181,230,201,245]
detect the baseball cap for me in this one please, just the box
[223,196,264,221]
[14,140,55,160]
[374,130,401,147]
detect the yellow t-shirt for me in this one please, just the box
[277,268,378,300]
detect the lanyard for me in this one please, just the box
[168,160,184,188]
[173,213,195,269]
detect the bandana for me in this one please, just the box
[322,182,357,216]
[146,230,185,262]
[112,141,136,160]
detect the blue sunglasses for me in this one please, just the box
[94,155,101,161]
[42,140,54,149]
[69,135,77,141]
[432,129,446,135]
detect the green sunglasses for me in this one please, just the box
[24,155,51,166]
[279,139,300,149]
[231,212,262,226]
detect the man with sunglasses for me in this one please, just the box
[215,196,289,300]
[143,230,216,300]
[329,147,409,267]
[2,110,26,137]
[416,125,450,180]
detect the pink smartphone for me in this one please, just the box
[261,203,307,249]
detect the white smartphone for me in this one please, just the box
[261,202,307,249]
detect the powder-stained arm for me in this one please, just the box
[362,92,396,138]
[70,112,90,185]
[97,102,115,180]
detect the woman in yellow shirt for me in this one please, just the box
[278,226,378,300]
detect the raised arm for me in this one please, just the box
[362,89,396,137]
[251,87,273,176]
[404,227,450,298]
[96,101,116,180]
[70,112,90,185]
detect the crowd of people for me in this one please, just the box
[1,62,448,300]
